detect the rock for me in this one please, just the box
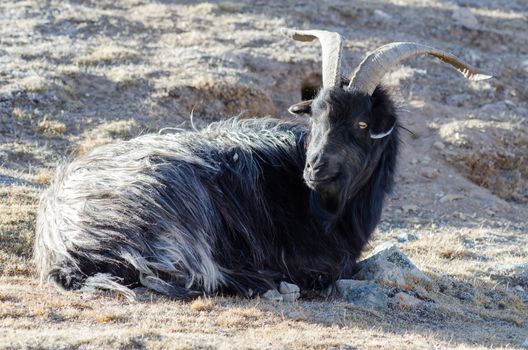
[402,204,418,213]
[373,9,393,22]
[335,280,388,311]
[279,281,300,302]
[393,292,422,308]
[521,59,528,73]
[433,141,445,150]
[134,287,154,302]
[439,194,465,203]
[353,242,432,290]
[262,289,283,302]
[521,338,528,349]
[396,232,418,243]
[452,7,480,30]
[420,167,438,180]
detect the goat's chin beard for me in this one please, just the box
[314,182,346,215]
[315,191,339,214]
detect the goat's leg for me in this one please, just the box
[139,274,202,300]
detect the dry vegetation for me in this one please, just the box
[0,0,527,349]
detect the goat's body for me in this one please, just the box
[35,117,397,299]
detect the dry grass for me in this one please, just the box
[0,0,527,348]
[76,45,138,66]
[76,119,138,155]
[11,108,35,120]
[35,116,66,135]
[33,170,53,186]
[190,298,215,312]
[94,313,127,324]
[107,68,140,88]
[19,75,48,93]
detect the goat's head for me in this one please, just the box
[283,29,491,214]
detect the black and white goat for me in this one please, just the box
[34,29,490,300]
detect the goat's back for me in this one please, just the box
[34,118,315,298]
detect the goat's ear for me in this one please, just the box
[288,100,313,115]
[368,90,397,139]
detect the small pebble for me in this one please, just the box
[402,204,418,213]
[374,9,393,22]
[433,141,445,150]
[522,59,528,73]
[420,167,438,179]
[452,7,480,30]
[397,232,418,243]
[439,194,465,203]
[279,281,300,302]
[262,289,283,302]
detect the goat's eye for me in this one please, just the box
[358,121,368,129]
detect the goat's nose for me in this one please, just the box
[307,160,327,177]
[311,161,327,176]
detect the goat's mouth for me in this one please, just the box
[304,173,340,190]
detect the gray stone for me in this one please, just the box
[521,338,528,349]
[433,141,445,150]
[402,204,418,214]
[373,9,393,22]
[420,167,439,180]
[452,7,480,30]
[439,194,465,203]
[335,279,388,311]
[353,243,432,290]
[279,281,300,302]
[396,233,418,243]
[522,59,528,73]
[262,289,283,302]
[134,287,154,302]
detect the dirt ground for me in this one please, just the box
[0,0,527,349]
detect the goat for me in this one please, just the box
[34,29,490,300]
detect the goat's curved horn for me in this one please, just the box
[348,42,492,95]
[281,28,343,88]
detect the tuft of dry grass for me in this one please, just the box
[216,2,245,13]
[190,298,215,312]
[76,46,138,66]
[107,69,140,88]
[76,119,138,155]
[35,116,66,135]
[215,307,263,328]
[11,108,35,120]
[19,75,48,93]
[34,170,53,186]
[438,246,472,260]
[95,313,127,323]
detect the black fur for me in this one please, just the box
[35,85,399,299]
